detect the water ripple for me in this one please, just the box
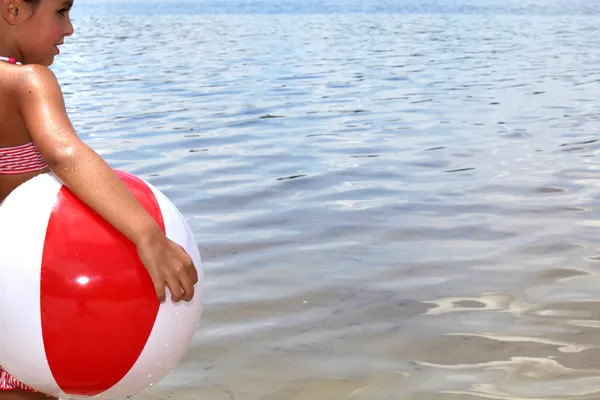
[51,8,600,400]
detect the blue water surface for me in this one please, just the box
[73,0,600,16]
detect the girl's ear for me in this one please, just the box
[2,0,27,25]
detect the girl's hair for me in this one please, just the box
[24,0,40,11]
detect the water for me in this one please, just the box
[53,1,600,398]
[71,0,600,16]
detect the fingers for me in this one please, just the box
[174,244,198,283]
[188,259,199,285]
[149,273,167,303]
[142,241,199,304]
[165,273,184,303]
[191,269,199,285]
[179,273,195,302]
[166,257,196,303]
[177,244,199,288]
[175,253,196,302]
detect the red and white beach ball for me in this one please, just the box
[0,170,203,399]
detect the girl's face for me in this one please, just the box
[17,0,74,65]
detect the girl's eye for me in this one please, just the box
[58,8,68,15]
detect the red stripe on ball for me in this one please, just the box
[40,171,164,396]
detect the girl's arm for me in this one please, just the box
[16,64,198,303]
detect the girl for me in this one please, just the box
[0,0,200,398]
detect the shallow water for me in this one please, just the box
[54,2,600,398]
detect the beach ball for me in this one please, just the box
[0,170,203,399]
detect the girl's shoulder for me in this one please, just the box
[0,64,65,115]
[0,63,59,96]
[15,64,62,98]
[0,63,69,146]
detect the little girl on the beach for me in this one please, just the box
[0,0,199,398]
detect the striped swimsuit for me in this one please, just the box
[0,367,34,391]
[0,142,48,175]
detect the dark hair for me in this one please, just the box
[23,0,40,11]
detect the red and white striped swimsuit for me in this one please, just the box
[0,367,34,391]
[0,142,48,175]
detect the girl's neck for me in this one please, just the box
[0,39,20,62]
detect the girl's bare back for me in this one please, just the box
[0,64,50,203]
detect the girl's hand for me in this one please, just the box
[136,232,199,303]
